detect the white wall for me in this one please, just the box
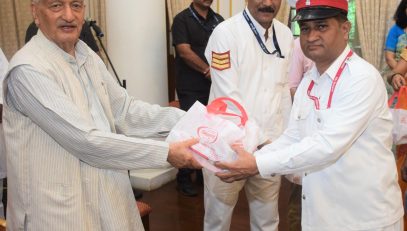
[106,1,168,106]
[104,1,248,106]
[213,0,246,19]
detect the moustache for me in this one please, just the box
[258,6,275,13]
[305,43,323,48]
[58,23,78,28]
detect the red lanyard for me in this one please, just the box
[307,50,353,110]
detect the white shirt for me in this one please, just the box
[62,45,111,132]
[0,48,8,104]
[205,8,293,140]
[256,46,403,230]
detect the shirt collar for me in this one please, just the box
[36,30,89,67]
[189,3,216,21]
[244,7,274,42]
[309,45,351,83]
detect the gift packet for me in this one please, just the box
[166,97,263,172]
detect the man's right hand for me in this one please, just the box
[168,138,202,169]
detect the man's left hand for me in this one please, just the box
[215,144,259,183]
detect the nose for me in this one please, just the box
[262,0,273,5]
[306,28,320,43]
[61,5,75,22]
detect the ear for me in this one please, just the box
[31,3,39,25]
[341,20,351,41]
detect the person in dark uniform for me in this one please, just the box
[25,20,100,54]
[171,0,223,197]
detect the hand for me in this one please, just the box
[401,156,407,182]
[168,138,202,169]
[205,71,211,80]
[214,143,259,183]
[203,67,211,80]
[391,73,406,91]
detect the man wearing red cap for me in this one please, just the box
[215,0,404,230]
[204,0,294,230]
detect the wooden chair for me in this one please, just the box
[0,218,5,231]
[136,201,152,231]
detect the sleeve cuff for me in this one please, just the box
[255,151,278,178]
[153,141,171,168]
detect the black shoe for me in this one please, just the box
[176,181,198,197]
[196,170,203,186]
[133,188,143,200]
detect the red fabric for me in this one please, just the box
[296,0,348,12]
[396,145,407,231]
[136,201,152,217]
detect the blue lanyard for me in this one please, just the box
[243,9,284,58]
[189,6,220,32]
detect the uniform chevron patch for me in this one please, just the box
[211,51,231,71]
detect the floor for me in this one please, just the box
[140,176,297,231]
[1,178,298,231]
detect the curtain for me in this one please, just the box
[84,0,107,63]
[0,0,32,60]
[166,0,191,28]
[356,0,398,69]
[276,0,291,26]
[166,0,190,57]
[85,0,107,47]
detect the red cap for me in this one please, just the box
[293,0,348,21]
[296,0,348,12]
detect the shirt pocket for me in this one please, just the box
[269,55,290,86]
[315,109,332,130]
[293,102,312,137]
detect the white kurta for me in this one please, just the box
[3,31,184,231]
[203,8,293,231]
[0,48,8,219]
[256,46,404,231]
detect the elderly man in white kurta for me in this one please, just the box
[2,0,200,230]
[0,48,8,219]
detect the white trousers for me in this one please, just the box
[0,124,5,179]
[0,180,3,219]
[203,168,281,231]
[0,124,5,219]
